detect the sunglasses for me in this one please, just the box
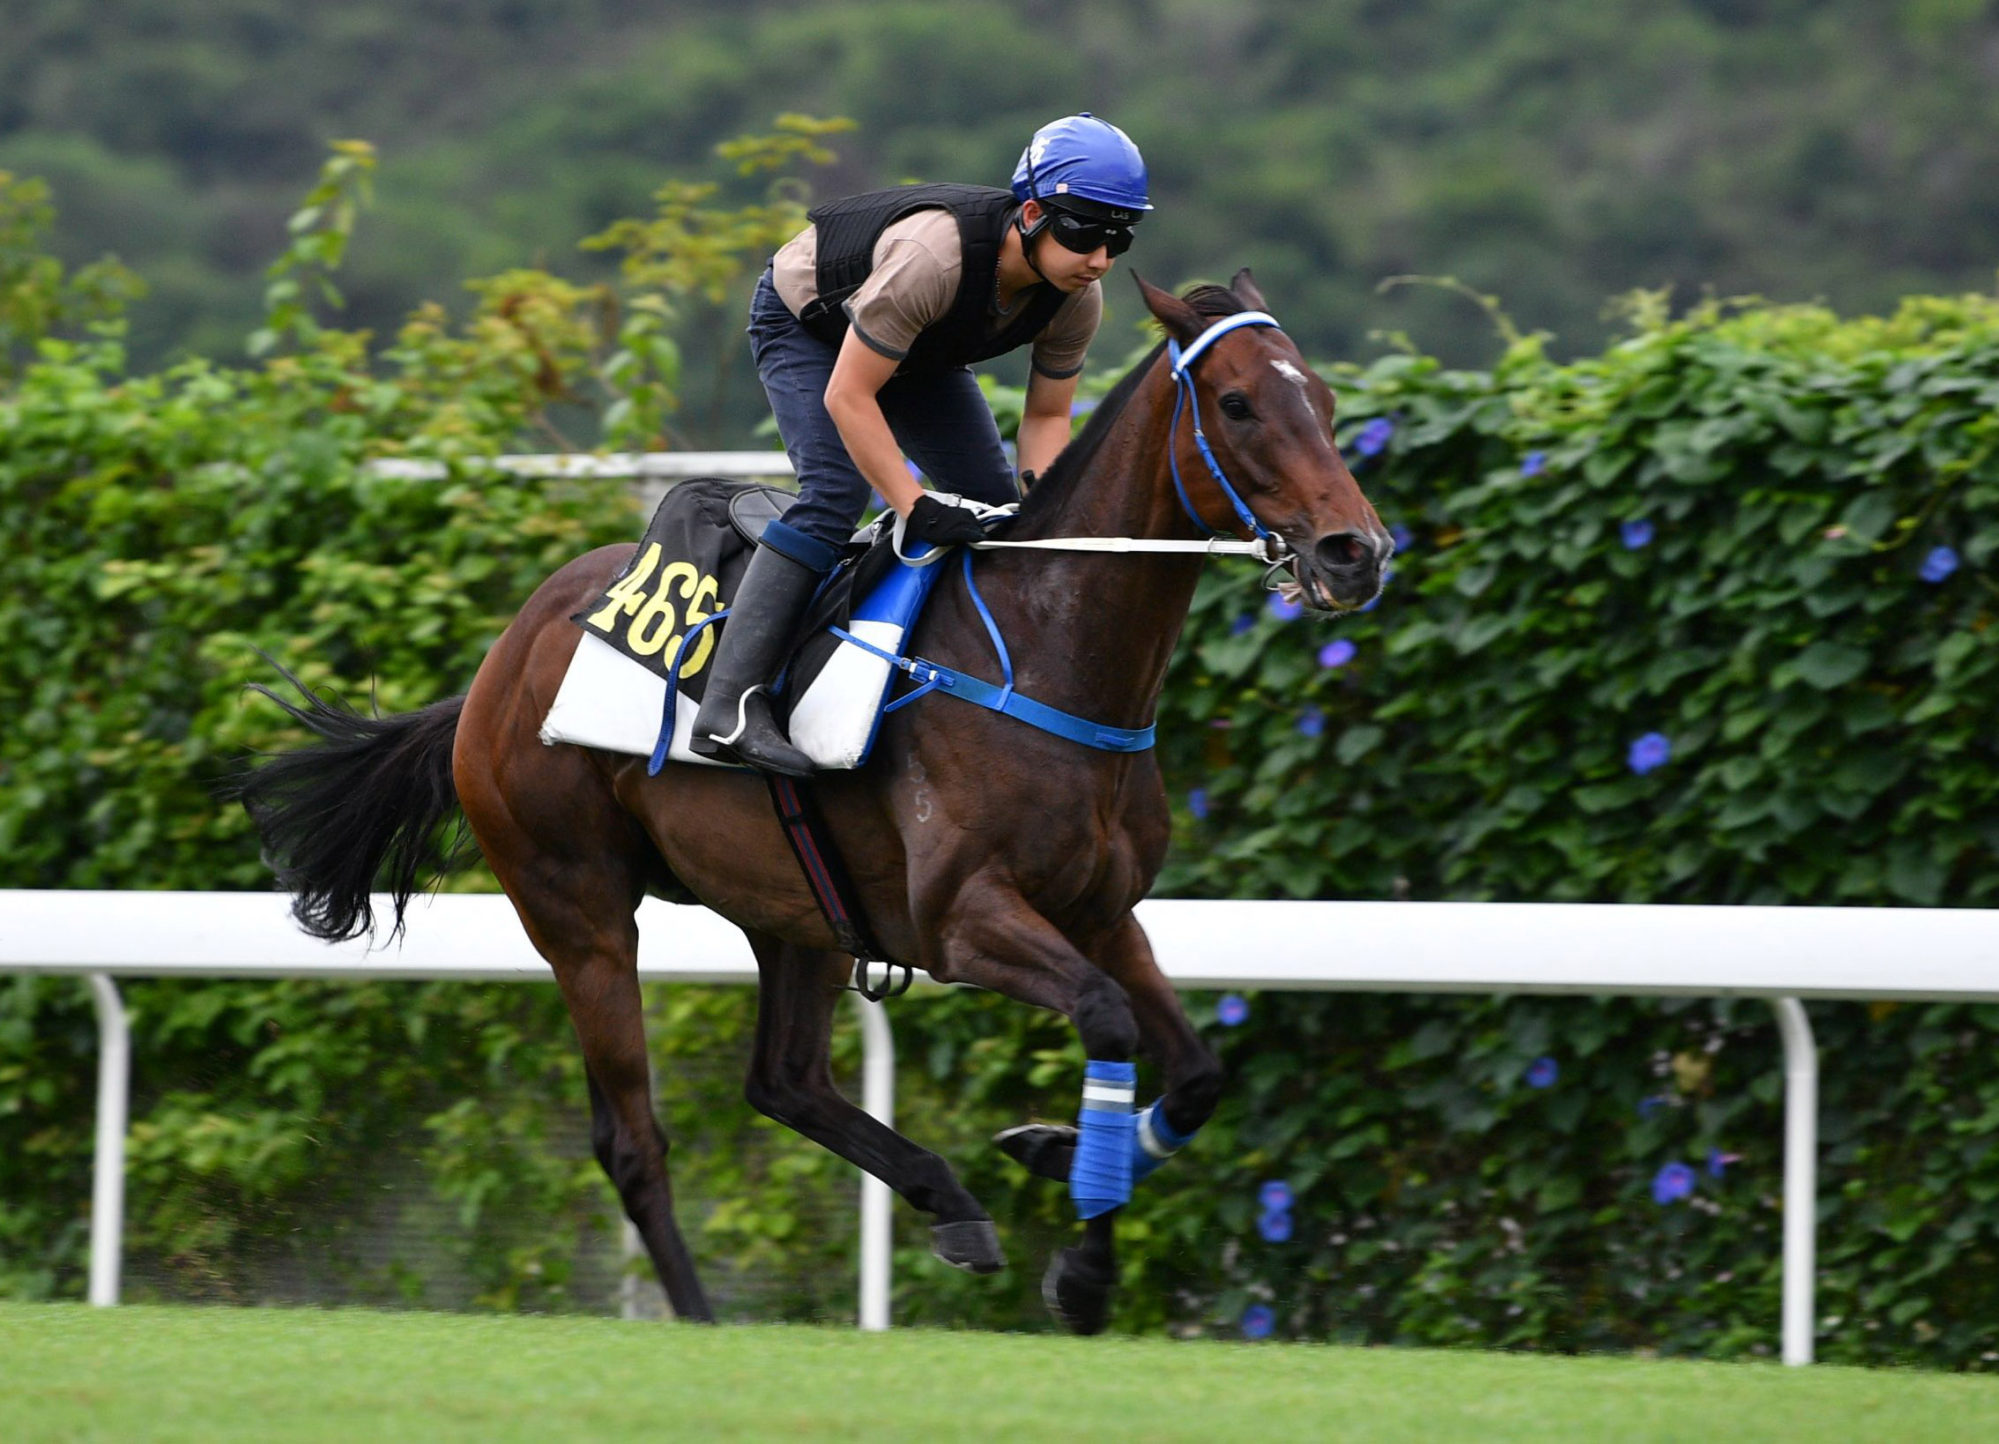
[1044,207,1137,258]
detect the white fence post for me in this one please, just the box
[86,973,128,1307]
[854,993,896,1332]
[1771,997,1818,1366]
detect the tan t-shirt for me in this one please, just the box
[771,208,1100,378]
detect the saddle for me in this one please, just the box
[538,478,949,772]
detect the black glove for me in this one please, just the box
[904,493,990,548]
[1019,469,1039,493]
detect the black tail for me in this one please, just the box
[228,661,468,943]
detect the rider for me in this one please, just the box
[690,112,1151,775]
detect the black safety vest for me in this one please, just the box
[798,183,1069,370]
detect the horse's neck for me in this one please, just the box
[989,369,1207,729]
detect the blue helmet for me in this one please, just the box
[1010,113,1152,218]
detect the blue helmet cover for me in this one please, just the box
[1010,112,1152,216]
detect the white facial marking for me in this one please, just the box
[1271,359,1308,388]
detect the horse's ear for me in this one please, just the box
[1230,267,1269,311]
[1133,272,1205,345]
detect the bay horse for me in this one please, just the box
[236,270,1388,1331]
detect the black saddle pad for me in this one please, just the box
[572,478,793,705]
[571,477,896,709]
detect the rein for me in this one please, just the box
[970,534,1283,559]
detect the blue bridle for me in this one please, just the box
[1165,309,1283,542]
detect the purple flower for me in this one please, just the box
[1001,440,1017,466]
[1188,788,1210,821]
[1622,519,1655,550]
[1637,1095,1667,1119]
[1258,1180,1294,1212]
[1318,638,1357,669]
[1267,592,1305,622]
[1390,523,1414,552]
[1296,707,1325,738]
[1921,546,1960,583]
[1652,1161,1697,1205]
[1628,732,1672,776]
[1230,613,1256,636]
[1216,993,1250,1027]
[1241,1304,1276,1339]
[1520,451,1547,477]
[1257,1209,1294,1243]
[1353,417,1395,458]
[905,458,925,481]
[1071,397,1099,418]
[1525,1057,1559,1089]
[1707,1148,1742,1178]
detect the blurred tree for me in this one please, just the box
[4,0,1999,424]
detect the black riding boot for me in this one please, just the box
[689,543,820,776]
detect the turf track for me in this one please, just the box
[4,1302,1997,1442]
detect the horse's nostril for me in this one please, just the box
[1314,532,1372,572]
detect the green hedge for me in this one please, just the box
[6,151,1999,1363]
[1162,291,1999,908]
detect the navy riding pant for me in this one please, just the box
[747,266,1018,569]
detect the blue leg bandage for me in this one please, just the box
[1070,1060,1137,1219]
[1130,1100,1200,1183]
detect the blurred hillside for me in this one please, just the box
[6,0,1999,440]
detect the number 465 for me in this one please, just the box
[587,543,722,675]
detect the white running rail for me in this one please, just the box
[11,890,1999,1360]
[363,451,795,482]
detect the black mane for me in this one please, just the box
[1014,281,1250,525]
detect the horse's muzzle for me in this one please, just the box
[1295,529,1389,611]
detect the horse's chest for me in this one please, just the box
[900,772,1156,913]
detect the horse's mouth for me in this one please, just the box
[1278,528,1390,612]
[1281,558,1381,614]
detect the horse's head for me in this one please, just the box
[1137,270,1391,611]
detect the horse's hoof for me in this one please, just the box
[1041,1246,1115,1335]
[931,1219,1006,1274]
[994,1123,1077,1182]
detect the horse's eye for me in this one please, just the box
[1219,392,1254,421]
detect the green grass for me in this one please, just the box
[5,1303,1999,1442]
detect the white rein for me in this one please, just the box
[970,535,1284,558]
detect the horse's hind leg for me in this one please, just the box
[450,548,711,1318]
[565,931,714,1322]
[506,881,712,1322]
[458,759,712,1317]
[742,932,1004,1274]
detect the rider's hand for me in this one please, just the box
[904,493,990,548]
[1019,469,1039,493]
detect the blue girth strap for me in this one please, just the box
[830,550,1156,753]
[1165,309,1282,541]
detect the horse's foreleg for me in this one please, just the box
[1103,913,1224,1175]
[999,912,1223,1184]
[926,884,1142,1333]
[741,932,1004,1274]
